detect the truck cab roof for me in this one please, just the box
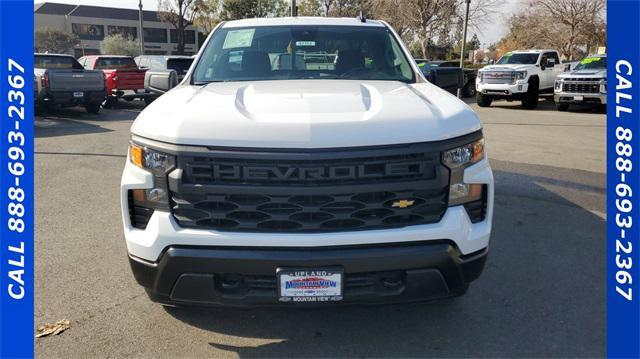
[221,17,386,28]
[510,49,558,54]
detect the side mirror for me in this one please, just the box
[547,58,556,68]
[144,70,178,94]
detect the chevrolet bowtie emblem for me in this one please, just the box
[392,200,415,209]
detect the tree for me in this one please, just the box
[34,27,79,54]
[220,0,287,20]
[369,0,502,59]
[533,0,606,59]
[298,0,322,16]
[369,0,410,40]
[401,0,459,59]
[158,0,200,54]
[100,34,141,57]
[495,0,606,60]
[474,49,485,63]
[467,34,480,51]
[193,0,222,35]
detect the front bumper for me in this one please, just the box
[476,82,528,96]
[554,92,607,105]
[130,242,488,307]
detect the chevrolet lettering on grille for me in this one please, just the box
[199,162,429,182]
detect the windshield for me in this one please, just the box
[574,56,606,71]
[497,53,539,65]
[192,25,415,83]
[35,55,83,70]
[95,57,138,70]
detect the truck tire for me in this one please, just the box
[102,97,117,109]
[463,81,476,97]
[521,79,539,109]
[143,96,155,106]
[85,102,101,114]
[476,93,492,107]
[556,103,569,111]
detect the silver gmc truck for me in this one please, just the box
[34,53,106,114]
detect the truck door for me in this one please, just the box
[540,52,560,89]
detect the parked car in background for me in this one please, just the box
[135,55,194,82]
[416,60,463,95]
[79,55,149,108]
[554,54,607,111]
[420,60,477,97]
[476,49,563,109]
[415,60,476,97]
[135,55,194,99]
[34,53,105,114]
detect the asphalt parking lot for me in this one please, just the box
[35,96,605,358]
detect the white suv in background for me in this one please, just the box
[476,49,563,109]
[121,17,494,307]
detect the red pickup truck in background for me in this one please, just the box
[79,55,150,108]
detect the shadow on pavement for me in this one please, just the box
[472,96,606,114]
[163,160,605,358]
[35,101,145,138]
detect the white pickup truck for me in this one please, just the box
[554,54,607,111]
[121,17,494,307]
[476,49,563,109]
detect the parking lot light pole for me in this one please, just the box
[138,0,145,55]
[457,0,471,99]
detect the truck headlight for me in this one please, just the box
[442,138,484,169]
[515,71,527,80]
[555,79,563,91]
[443,138,486,207]
[129,142,175,210]
[600,79,607,94]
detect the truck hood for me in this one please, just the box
[479,64,532,72]
[558,68,607,79]
[132,80,482,148]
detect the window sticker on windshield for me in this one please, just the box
[296,41,316,47]
[581,57,602,64]
[223,29,255,49]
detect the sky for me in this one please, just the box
[35,0,523,47]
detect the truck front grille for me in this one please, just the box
[562,79,601,94]
[167,142,456,233]
[481,71,516,84]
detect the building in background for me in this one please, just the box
[34,2,206,57]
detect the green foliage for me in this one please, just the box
[221,0,287,20]
[467,34,480,51]
[100,34,141,57]
[194,0,222,34]
[35,27,79,54]
[297,0,322,16]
